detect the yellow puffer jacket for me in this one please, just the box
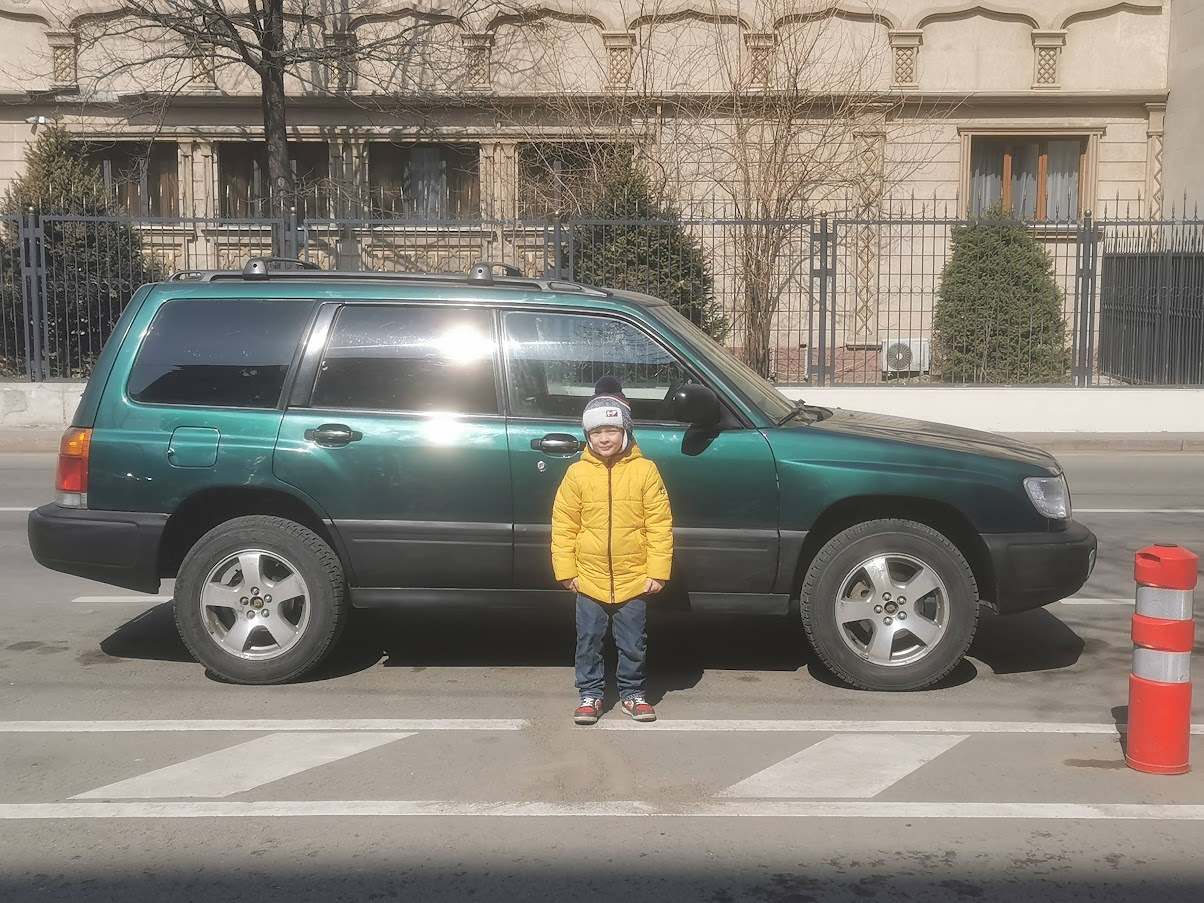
[551,443,674,604]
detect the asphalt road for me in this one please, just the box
[2,450,1204,902]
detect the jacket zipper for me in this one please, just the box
[607,462,615,603]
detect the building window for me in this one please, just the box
[217,142,330,219]
[969,136,1086,220]
[366,143,480,219]
[86,142,179,216]
[517,143,619,218]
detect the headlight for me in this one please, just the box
[1024,475,1071,520]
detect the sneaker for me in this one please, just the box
[574,697,602,725]
[620,696,657,722]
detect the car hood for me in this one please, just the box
[800,407,1061,472]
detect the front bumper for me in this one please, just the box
[27,504,168,594]
[982,520,1097,614]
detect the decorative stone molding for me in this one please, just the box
[323,31,358,93]
[1146,102,1165,217]
[461,32,494,90]
[851,129,886,347]
[1031,30,1066,90]
[743,32,776,90]
[602,32,636,91]
[191,46,218,91]
[888,31,922,89]
[46,31,78,88]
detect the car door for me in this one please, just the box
[502,307,780,601]
[273,302,513,589]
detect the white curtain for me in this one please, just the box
[970,141,1003,216]
[1010,143,1040,218]
[1046,140,1082,219]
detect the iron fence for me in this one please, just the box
[3,209,1204,385]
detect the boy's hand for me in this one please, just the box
[644,578,665,595]
[563,578,579,592]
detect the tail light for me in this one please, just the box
[56,427,92,507]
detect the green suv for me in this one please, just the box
[27,259,1096,691]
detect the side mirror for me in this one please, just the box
[672,383,721,429]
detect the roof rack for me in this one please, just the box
[165,257,609,296]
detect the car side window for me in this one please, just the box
[503,311,689,422]
[310,305,498,414]
[128,298,314,408]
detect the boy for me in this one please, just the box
[551,377,674,725]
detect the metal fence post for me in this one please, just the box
[810,213,833,386]
[18,209,46,382]
[1073,211,1098,387]
[551,215,564,279]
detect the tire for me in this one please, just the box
[799,519,980,691]
[174,515,347,685]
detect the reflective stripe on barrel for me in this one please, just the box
[1132,648,1192,684]
[1135,586,1195,622]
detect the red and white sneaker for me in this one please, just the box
[574,697,602,725]
[620,695,657,722]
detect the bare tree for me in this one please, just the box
[495,0,940,376]
[39,1,494,221]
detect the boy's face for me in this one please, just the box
[587,426,625,458]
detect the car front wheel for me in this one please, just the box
[174,515,347,685]
[800,519,980,691]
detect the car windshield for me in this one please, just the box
[646,304,797,423]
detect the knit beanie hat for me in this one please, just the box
[582,376,633,434]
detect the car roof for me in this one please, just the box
[161,257,666,308]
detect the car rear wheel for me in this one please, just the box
[800,519,980,691]
[174,515,347,685]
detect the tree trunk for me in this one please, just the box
[260,68,293,221]
[258,0,294,230]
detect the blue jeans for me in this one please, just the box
[575,593,647,701]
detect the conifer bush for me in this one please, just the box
[932,204,1070,383]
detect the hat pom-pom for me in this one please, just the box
[594,376,624,397]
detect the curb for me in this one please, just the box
[1009,434,1204,453]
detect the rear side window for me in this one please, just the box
[310,305,498,414]
[128,298,313,408]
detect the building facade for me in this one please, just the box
[0,1,1190,383]
[0,1,1179,221]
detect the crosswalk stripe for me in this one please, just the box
[600,720,1204,734]
[1,719,527,732]
[72,732,413,800]
[718,734,968,799]
[3,801,1204,820]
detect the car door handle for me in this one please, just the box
[531,433,581,456]
[305,424,363,447]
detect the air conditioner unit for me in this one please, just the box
[881,338,931,376]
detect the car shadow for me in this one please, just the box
[99,601,193,663]
[313,608,812,703]
[95,599,1091,693]
[968,608,1087,676]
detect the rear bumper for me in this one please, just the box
[27,504,167,594]
[982,520,1097,614]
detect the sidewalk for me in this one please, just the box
[3,429,1203,454]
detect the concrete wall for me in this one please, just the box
[5,381,1204,435]
[1164,0,1204,208]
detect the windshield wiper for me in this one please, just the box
[777,399,817,426]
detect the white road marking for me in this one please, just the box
[599,720,1204,734]
[0,507,32,512]
[72,731,413,800]
[0,719,528,732]
[1061,598,1133,606]
[3,800,1204,820]
[1077,508,1204,514]
[717,733,968,799]
[69,595,173,606]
